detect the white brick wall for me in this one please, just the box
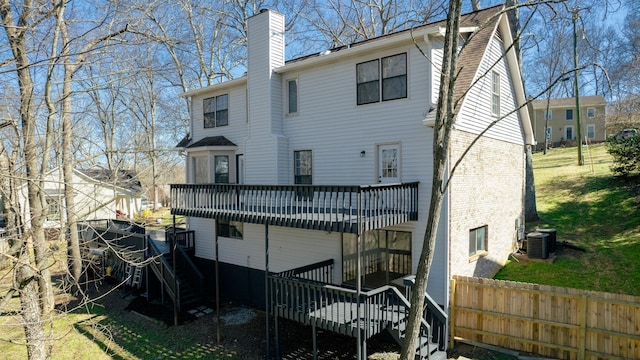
[448,129,525,278]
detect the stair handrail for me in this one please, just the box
[174,242,204,301]
[403,275,448,351]
[274,258,334,284]
[147,237,181,308]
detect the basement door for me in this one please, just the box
[378,144,400,184]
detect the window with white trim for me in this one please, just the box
[544,110,552,120]
[546,127,552,140]
[566,109,573,120]
[587,107,595,118]
[587,124,595,139]
[204,94,228,128]
[287,79,298,114]
[357,53,407,105]
[469,225,488,257]
[294,150,312,184]
[491,71,500,116]
[214,155,229,183]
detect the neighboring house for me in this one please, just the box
[168,5,533,358]
[18,167,143,228]
[529,95,607,149]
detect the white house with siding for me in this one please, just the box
[169,5,533,358]
[18,167,143,229]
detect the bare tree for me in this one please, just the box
[0,1,55,358]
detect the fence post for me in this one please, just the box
[579,294,587,359]
[449,277,456,349]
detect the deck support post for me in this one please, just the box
[172,215,178,327]
[356,191,363,360]
[265,223,270,359]
[215,225,221,345]
[312,322,317,360]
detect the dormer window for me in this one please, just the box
[204,94,228,128]
[357,53,407,105]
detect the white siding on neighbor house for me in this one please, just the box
[17,169,135,229]
[456,35,524,145]
[190,85,248,150]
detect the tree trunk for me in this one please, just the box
[60,11,83,283]
[524,145,539,221]
[399,1,462,358]
[16,259,49,360]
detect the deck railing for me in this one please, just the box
[165,227,195,250]
[269,275,435,356]
[404,275,449,351]
[275,259,334,284]
[342,248,411,284]
[170,182,419,233]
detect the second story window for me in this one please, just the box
[566,109,574,120]
[294,150,312,184]
[204,94,228,128]
[587,107,595,118]
[287,79,298,114]
[544,110,552,120]
[491,71,500,116]
[357,53,407,105]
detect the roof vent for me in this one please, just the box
[319,49,331,56]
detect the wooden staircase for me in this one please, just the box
[147,238,204,312]
[270,260,448,359]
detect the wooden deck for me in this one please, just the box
[269,264,448,359]
[170,182,419,233]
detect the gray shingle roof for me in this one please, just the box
[78,169,143,193]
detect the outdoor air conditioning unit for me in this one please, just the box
[527,232,549,259]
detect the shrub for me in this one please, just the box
[606,134,640,176]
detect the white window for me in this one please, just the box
[587,107,595,118]
[469,225,487,257]
[544,109,552,120]
[546,127,552,140]
[193,156,208,184]
[45,191,62,221]
[204,94,228,128]
[566,109,573,120]
[287,79,298,114]
[294,150,312,184]
[214,155,229,183]
[491,71,500,116]
[587,124,596,139]
[357,53,407,105]
[565,126,574,140]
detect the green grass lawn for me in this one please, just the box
[494,144,640,296]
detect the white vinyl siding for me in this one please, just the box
[190,86,248,150]
[456,35,523,144]
[491,71,500,116]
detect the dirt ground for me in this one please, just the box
[76,280,516,360]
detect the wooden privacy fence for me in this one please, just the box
[451,276,640,360]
